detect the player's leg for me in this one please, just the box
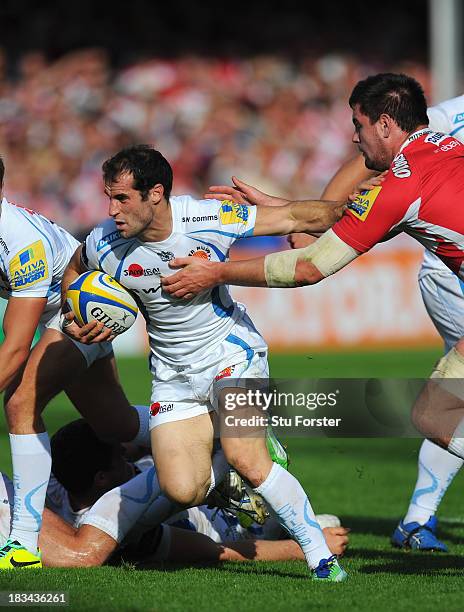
[150,412,215,507]
[218,387,345,581]
[393,270,464,550]
[2,326,145,558]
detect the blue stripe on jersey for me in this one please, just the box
[114,243,136,281]
[47,279,61,295]
[211,287,234,318]
[187,228,254,239]
[450,124,464,136]
[97,240,135,270]
[17,209,55,258]
[225,333,254,363]
[187,237,226,261]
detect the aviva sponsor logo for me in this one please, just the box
[10,240,48,289]
[220,201,249,225]
[348,186,382,221]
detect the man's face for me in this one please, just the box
[352,105,391,172]
[105,172,154,239]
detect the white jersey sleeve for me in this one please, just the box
[82,221,127,272]
[2,233,54,299]
[427,94,464,141]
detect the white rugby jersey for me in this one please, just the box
[421,97,464,276]
[83,196,258,365]
[0,197,79,322]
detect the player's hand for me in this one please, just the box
[348,171,387,201]
[205,176,287,207]
[60,311,115,344]
[161,257,221,299]
[323,526,350,557]
[287,233,317,249]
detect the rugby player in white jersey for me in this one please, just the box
[0,419,349,567]
[61,144,348,581]
[0,160,153,569]
[200,93,464,553]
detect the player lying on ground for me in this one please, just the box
[203,93,464,553]
[161,73,464,467]
[0,160,152,569]
[0,420,349,567]
[60,145,348,581]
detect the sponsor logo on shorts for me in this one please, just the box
[97,230,122,251]
[453,112,464,124]
[347,186,382,221]
[150,402,174,416]
[156,251,175,262]
[9,240,48,290]
[219,201,249,225]
[0,236,9,255]
[391,153,411,178]
[188,246,211,259]
[124,263,161,277]
[215,365,236,381]
[182,215,218,223]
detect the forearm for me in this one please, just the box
[215,258,268,287]
[61,247,85,306]
[220,538,304,562]
[288,200,346,234]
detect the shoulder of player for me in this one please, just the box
[0,201,49,263]
[86,219,123,249]
[171,194,222,230]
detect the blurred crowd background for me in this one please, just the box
[0,0,429,240]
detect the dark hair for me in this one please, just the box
[0,157,4,186]
[51,419,116,495]
[349,73,429,133]
[102,145,173,200]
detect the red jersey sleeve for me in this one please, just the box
[332,161,421,253]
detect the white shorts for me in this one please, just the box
[419,271,464,353]
[0,474,13,546]
[149,316,269,429]
[42,311,113,368]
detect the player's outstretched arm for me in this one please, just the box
[0,296,47,392]
[205,176,289,207]
[162,228,360,297]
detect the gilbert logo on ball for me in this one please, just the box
[66,271,138,335]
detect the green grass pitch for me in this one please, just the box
[1,348,464,611]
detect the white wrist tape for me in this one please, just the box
[264,229,359,288]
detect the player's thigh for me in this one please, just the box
[64,352,137,442]
[4,329,88,419]
[419,272,464,351]
[151,413,214,505]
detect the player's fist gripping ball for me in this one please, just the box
[66,271,138,335]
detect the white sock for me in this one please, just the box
[448,418,464,459]
[404,439,463,525]
[130,405,151,447]
[82,466,162,543]
[9,433,51,553]
[206,449,229,497]
[254,463,332,569]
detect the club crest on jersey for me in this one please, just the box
[215,365,235,381]
[156,251,175,262]
[392,153,411,178]
[9,240,49,289]
[348,186,382,221]
[220,200,249,225]
[188,246,211,260]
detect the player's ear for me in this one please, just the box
[150,183,164,205]
[378,113,393,138]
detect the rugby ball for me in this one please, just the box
[66,271,138,335]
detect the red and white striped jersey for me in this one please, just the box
[332,129,464,278]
